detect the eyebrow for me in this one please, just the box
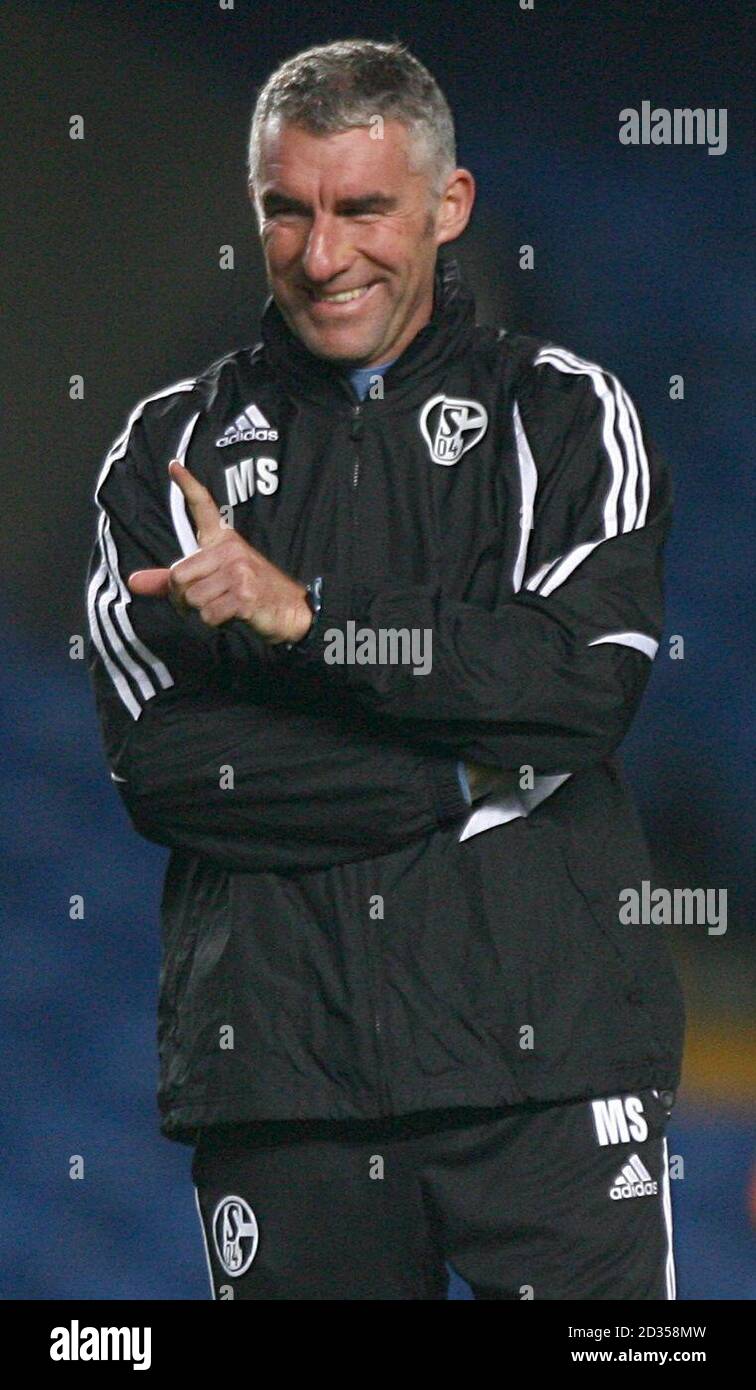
[261,191,398,216]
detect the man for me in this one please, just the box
[86,39,685,1300]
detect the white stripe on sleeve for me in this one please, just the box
[512,399,538,593]
[169,411,202,557]
[523,347,651,595]
[89,378,196,718]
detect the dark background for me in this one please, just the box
[3,0,754,1298]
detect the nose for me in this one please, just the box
[300,212,352,286]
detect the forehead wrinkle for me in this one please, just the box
[258,122,429,205]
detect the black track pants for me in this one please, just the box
[192,1087,676,1300]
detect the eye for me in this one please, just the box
[263,203,311,223]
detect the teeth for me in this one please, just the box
[315,285,370,303]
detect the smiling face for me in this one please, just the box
[252,118,474,367]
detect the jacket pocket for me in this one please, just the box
[461,811,655,1071]
[558,828,671,1058]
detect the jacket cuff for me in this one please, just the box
[456,758,472,805]
[273,571,356,673]
[212,615,284,675]
[424,756,471,828]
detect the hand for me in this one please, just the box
[127,460,313,645]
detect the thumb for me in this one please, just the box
[169,459,226,546]
[128,568,171,597]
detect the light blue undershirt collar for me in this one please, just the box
[345,358,397,400]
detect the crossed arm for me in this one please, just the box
[128,458,499,802]
[87,427,477,875]
[87,358,669,871]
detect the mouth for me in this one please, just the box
[303,281,381,316]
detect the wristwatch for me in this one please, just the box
[284,576,323,651]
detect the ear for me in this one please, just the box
[435,168,476,247]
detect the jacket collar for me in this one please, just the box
[257,253,477,408]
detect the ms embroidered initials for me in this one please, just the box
[224,457,279,506]
[591,1095,648,1146]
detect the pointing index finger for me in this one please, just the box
[168,459,226,545]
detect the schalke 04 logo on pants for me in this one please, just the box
[212,1195,259,1276]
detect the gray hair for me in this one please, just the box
[247,39,457,203]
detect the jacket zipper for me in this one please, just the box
[348,403,390,1112]
[349,404,363,531]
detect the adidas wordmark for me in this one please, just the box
[609,1153,658,1201]
[216,402,278,447]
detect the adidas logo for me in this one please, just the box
[609,1154,658,1201]
[216,402,278,448]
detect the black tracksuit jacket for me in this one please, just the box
[85,255,685,1144]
